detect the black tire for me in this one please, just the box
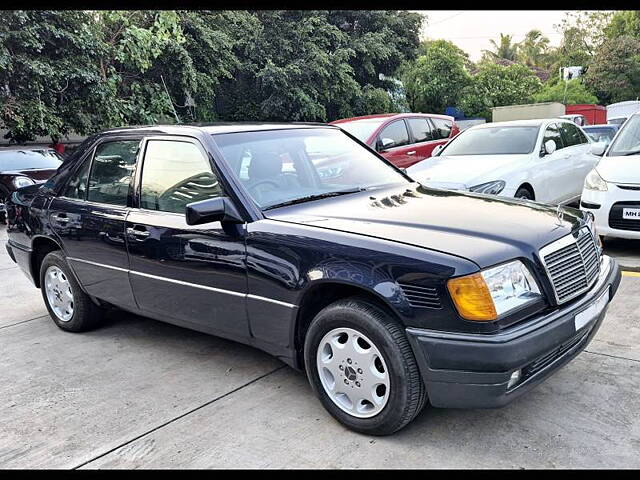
[515,186,534,200]
[304,297,428,436]
[39,250,104,332]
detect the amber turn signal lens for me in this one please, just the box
[447,273,498,321]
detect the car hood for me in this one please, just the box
[407,154,527,189]
[1,168,59,183]
[597,155,640,184]
[264,183,584,269]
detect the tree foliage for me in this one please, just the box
[461,63,542,120]
[584,35,640,104]
[401,40,471,113]
[533,78,598,104]
[0,9,424,142]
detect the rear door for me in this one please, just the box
[375,120,415,168]
[125,136,249,338]
[405,117,440,165]
[48,137,140,309]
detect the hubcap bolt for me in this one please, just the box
[356,382,361,387]
[357,368,362,374]
[347,358,352,364]
[339,365,343,370]
[344,379,349,384]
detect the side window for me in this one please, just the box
[431,118,453,140]
[378,121,409,149]
[63,157,92,200]
[543,124,564,152]
[407,118,435,143]
[140,140,223,214]
[87,140,139,206]
[576,126,589,144]
[560,122,582,147]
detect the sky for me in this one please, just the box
[413,10,577,62]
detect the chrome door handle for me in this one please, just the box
[51,213,69,224]
[407,151,416,155]
[126,227,150,240]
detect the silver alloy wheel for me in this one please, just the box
[316,327,390,418]
[44,266,74,322]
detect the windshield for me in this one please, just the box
[607,114,640,156]
[0,149,63,171]
[334,119,386,143]
[584,127,616,144]
[440,126,540,156]
[213,128,409,209]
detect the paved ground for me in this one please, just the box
[1,224,639,469]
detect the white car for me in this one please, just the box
[407,119,603,204]
[581,112,640,240]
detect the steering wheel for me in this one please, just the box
[247,179,281,195]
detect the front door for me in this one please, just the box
[48,138,140,310]
[538,123,575,203]
[125,136,249,339]
[376,120,417,168]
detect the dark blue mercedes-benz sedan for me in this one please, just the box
[4,123,621,435]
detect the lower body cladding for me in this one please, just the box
[406,255,621,409]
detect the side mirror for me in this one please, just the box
[432,144,444,157]
[589,141,606,157]
[542,139,557,156]
[185,196,243,226]
[378,137,394,151]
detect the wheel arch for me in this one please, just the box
[516,182,535,200]
[292,280,404,370]
[30,235,64,288]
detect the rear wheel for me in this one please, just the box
[304,297,427,435]
[515,186,534,200]
[40,250,104,332]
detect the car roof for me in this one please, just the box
[330,113,455,124]
[99,122,337,137]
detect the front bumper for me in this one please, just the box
[406,255,621,409]
[581,185,640,240]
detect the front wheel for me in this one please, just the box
[40,250,104,332]
[304,297,427,435]
[515,186,534,200]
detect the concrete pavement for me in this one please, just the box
[1,224,639,468]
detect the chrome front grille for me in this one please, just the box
[540,227,600,304]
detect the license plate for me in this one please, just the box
[623,208,640,219]
[574,287,610,332]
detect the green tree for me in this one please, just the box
[584,35,640,104]
[533,78,598,104]
[461,63,542,120]
[605,11,640,39]
[401,39,471,113]
[517,30,550,67]
[482,33,519,62]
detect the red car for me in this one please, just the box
[330,113,459,169]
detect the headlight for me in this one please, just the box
[584,169,607,191]
[469,180,506,195]
[447,260,542,321]
[12,176,35,188]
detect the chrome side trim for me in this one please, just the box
[67,257,128,273]
[247,294,297,309]
[66,257,297,308]
[129,270,245,298]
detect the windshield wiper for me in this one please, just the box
[622,150,640,156]
[264,187,367,210]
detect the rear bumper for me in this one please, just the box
[5,239,35,285]
[406,255,621,409]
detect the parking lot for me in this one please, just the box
[1,224,639,469]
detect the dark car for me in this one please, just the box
[0,147,63,223]
[330,113,459,169]
[5,123,621,435]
